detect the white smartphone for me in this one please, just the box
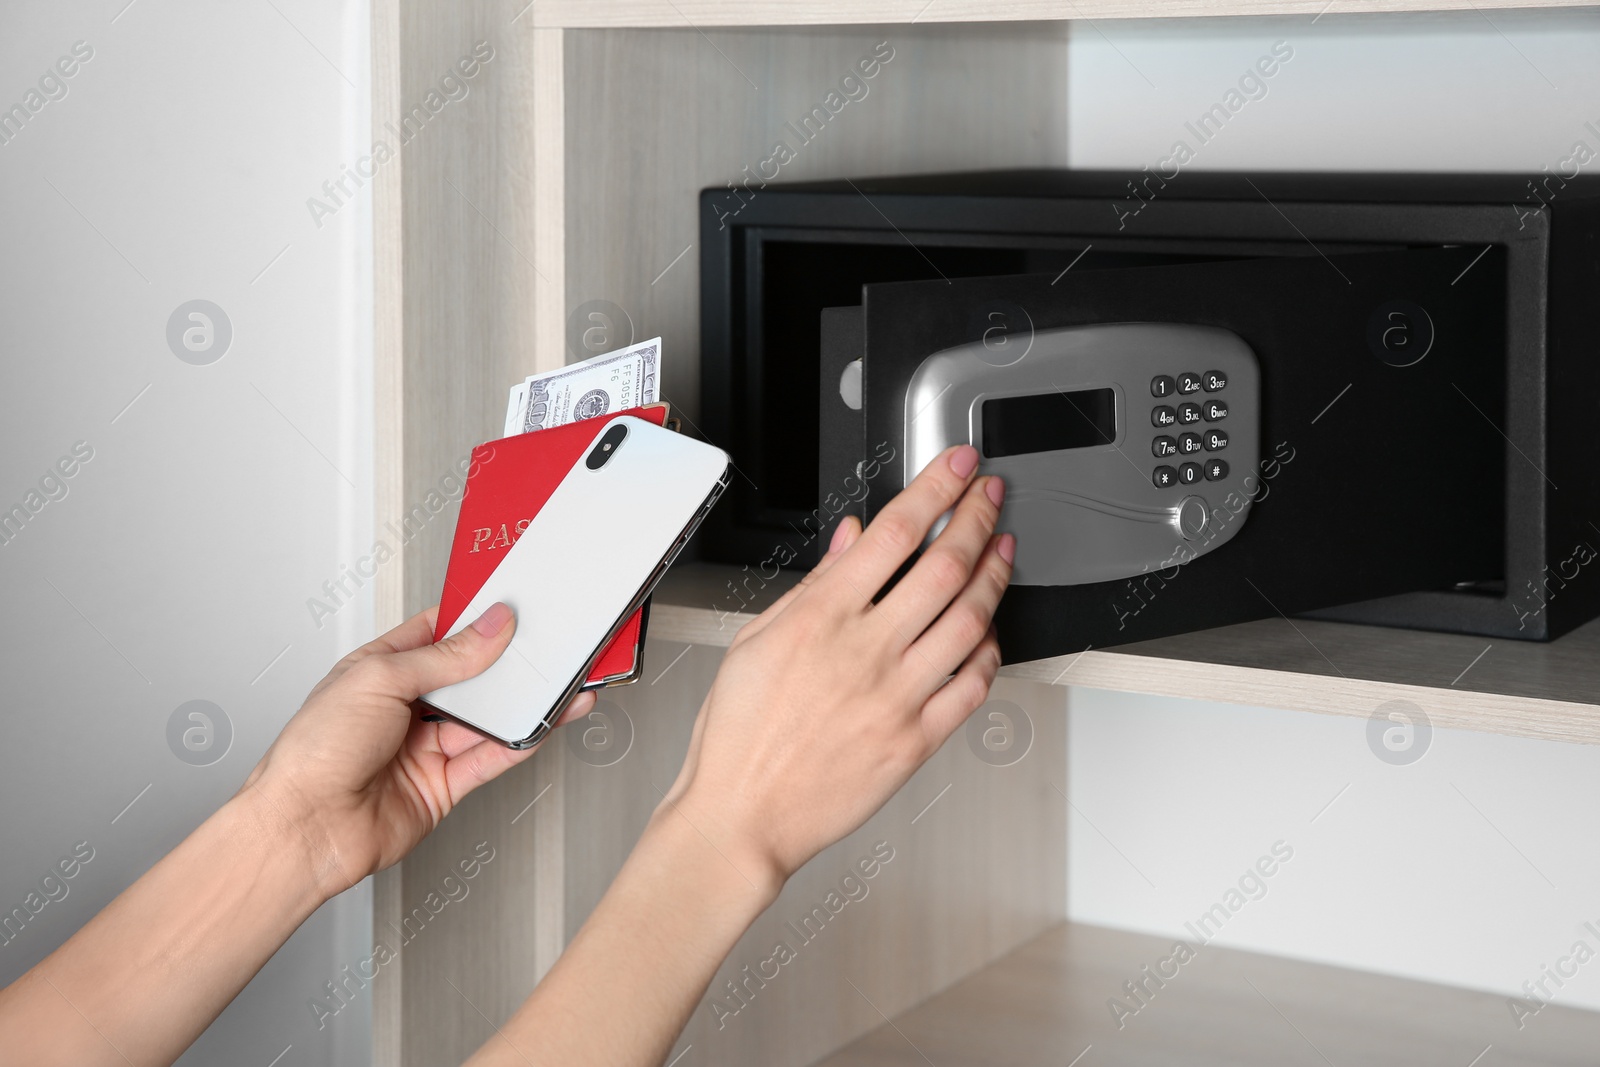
[423,416,731,748]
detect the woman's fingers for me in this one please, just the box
[435,690,595,804]
[378,602,518,699]
[917,627,1003,749]
[906,534,1013,688]
[733,516,862,646]
[307,606,444,701]
[433,718,488,757]
[878,475,1004,639]
[818,445,981,613]
[367,605,442,655]
[442,736,539,805]
[377,607,441,652]
[427,689,593,757]
[555,689,600,728]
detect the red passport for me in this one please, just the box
[434,403,670,687]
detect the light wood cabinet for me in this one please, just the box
[370,4,1600,1064]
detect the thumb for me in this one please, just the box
[381,602,518,698]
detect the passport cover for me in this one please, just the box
[434,403,670,686]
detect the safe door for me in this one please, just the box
[819,245,1507,661]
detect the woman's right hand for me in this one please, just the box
[464,444,1012,1067]
[658,444,1013,893]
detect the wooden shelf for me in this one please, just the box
[814,921,1600,1067]
[652,563,1600,746]
[531,0,1595,28]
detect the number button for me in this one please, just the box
[1153,465,1178,488]
[1178,402,1202,425]
[1202,369,1228,392]
[1152,405,1176,428]
[1178,462,1202,486]
[1151,375,1175,398]
[1203,399,1228,422]
[1203,428,1228,451]
[1177,372,1202,394]
[1152,435,1178,458]
[1179,432,1203,455]
[1204,458,1229,481]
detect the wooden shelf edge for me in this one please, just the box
[649,564,1600,746]
[1006,648,1600,746]
[532,0,1594,28]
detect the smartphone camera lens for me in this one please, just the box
[587,423,628,470]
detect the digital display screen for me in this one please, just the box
[981,388,1118,458]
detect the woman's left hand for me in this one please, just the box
[241,602,593,899]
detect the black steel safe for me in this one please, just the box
[696,170,1600,659]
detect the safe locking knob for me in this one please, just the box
[1176,496,1209,541]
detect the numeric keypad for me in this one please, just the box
[1151,368,1233,489]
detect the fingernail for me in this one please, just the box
[828,521,849,554]
[949,445,979,479]
[985,476,1005,508]
[997,533,1016,565]
[472,601,512,637]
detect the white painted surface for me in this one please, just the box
[1069,690,1600,1014]
[0,1,374,1064]
[1066,10,1600,174]
[1065,7,1600,1016]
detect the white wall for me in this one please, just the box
[0,2,373,1065]
[1066,7,1600,1015]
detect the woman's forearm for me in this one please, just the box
[469,803,780,1067]
[0,447,1006,1067]
[470,451,1008,1067]
[0,787,331,1067]
[0,602,583,1067]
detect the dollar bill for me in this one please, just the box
[504,381,528,438]
[503,337,661,437]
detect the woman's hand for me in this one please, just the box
[468,445,1012,1067]
[1,603,593,1067]
[660,443,1013,893]
[240,603,595,900]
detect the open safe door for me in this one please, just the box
[819,245,1508,661]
